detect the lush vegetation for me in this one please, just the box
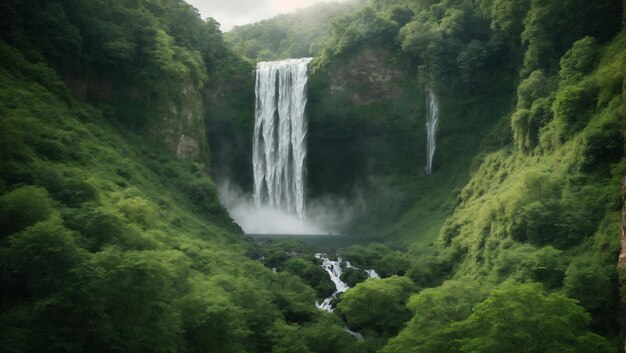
[0,1,361,352]
[2,0,625,352]
[224,0,626,351]
[225,1,366,61]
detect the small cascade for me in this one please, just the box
[364,269,380,278]
[425,87,439,175]
[315,253,349,311]
[253,58,313,219]
[314,253,379,312]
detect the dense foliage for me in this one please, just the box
[223,0,626,351]
[0,1,360,352]
[225,1,366,61]
[2,0,625,352]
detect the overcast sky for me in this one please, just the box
[185,0,346,32]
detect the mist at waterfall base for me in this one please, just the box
[218,181,361,234]
[218,58,366,234]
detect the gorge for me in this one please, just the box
[1,0,625,352]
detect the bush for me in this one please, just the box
[337,276,414,336]
[455,282,613,353]
[4,217,87,294]
[283,258,335,298]
[552,84,596,138]
[0,186,56,237]
[63,205,153,250]
[512,97,553,151]
[508,199,591,248]
[524,246,566,289]
[35,168,98,207]
[564,259,615,313]
[382,279,486,353]
[579,121,624,171]
[559,37,599,83]
[516,71,550,109]
[116,196,158,229]
[340,267,368,287]
[184,177,227,217]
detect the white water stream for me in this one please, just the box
[425,88,439,174]
[314,253,379,312]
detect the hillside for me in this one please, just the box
[225,0,366,61]
[0,1,365,352]
[216,0,626,351]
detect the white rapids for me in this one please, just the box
[252,58,313,219]
[314,253,379,312]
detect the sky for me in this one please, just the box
[185,0,345,32]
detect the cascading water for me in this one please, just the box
[315,254,350,311]
[425,88,439,175]
[252,58,313,219]
[364,269,380,278]
[314,253,379,312]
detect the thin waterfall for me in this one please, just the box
[425,88,439,174]
[252,58,312,219]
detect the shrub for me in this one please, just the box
[552,84,596,138]
[559,37,599,83]
[340,267,368,287]
[0,185,56,237]
[283,258,335,298]
[516,70,550,109]
[35,168,98,207]
[337,276,414,336]
[116,196,157,228]
[579,121,624,171]
[455,282,613,353]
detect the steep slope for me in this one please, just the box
[304,2,518,241]
[218,0,626,351]
[0,1,365,352]
[0,0,246,164]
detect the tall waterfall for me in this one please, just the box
[253,58,313,219]
[425,88,439,174]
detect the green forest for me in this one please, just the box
[1,0,625,352]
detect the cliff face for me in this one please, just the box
[307,46,422,198]
[149,81,208,163]
[204,60,255,189]
[66,76,209,164]
[327,47,404,105]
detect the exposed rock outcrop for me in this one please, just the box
[327,47,403,105]
[149,81,209,163]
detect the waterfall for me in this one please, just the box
[253,58,313,219]
[425,88,439,175]
[364,269,380,278]
[315,253,379,312]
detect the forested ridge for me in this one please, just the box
[1,0,626,353]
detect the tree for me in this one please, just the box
[0,185,56,237]
[177,277,249,353]
[382,279,486,353]
[455,282,613,353]
[559,37,599,83]
[337,276,414,336]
